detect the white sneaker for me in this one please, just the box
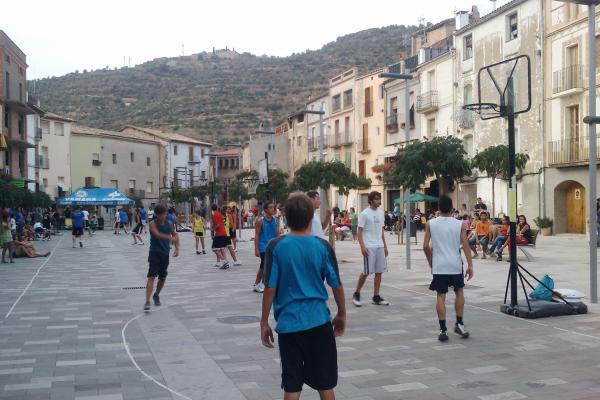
[234,261,242,266]
[454,323,470,338]
[213,261,222,268]
[259,282,265,291]
[253,284,264,293]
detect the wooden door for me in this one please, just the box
[566,183,585,233]
[362,123,368,151]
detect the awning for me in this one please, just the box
[56,187,135,206]
[394,193,439,204]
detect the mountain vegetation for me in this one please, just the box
[30,25,420,145]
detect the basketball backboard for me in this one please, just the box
[258,159,269,184]
[473,55,531,120]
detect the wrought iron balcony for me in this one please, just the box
[552,65,583,94]
[416,91,439,113]
[547,136,600,165]
[357,138,370,153]
[386,114,399,134]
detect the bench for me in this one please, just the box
[517,228,539,261]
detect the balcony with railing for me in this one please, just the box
[552,65,583,95]
[386,114,399,134]
[330,133,343,148]
[38,155,49,169]
[34,127,42,141]
[341,131,353,146]
[458,109,475,129]
[357,138,370,153]
[416,91,439,113]
[547,136,600,165]
[308,137,318,152]
[128,188,146,199]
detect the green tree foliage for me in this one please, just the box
[393,136,471,194]
[293,161,371,197]
[256,169,291,203]
[471,144,529,216]
[0,181,52,208]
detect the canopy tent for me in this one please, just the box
[56,188,135,206]
[394,193,439,205]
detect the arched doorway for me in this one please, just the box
[554,180,586,234]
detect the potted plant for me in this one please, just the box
[534,216,553,236]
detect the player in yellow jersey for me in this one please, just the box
[193,210,206,254]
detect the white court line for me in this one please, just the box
[385,283,600,341]
[121,299,197,400]
[4,235,64,319]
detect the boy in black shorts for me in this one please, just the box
[423,195,474,341]
[261,193,346,399]
[144,205,179,311]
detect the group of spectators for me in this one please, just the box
[0,207,56,263]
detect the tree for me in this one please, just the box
[256,169,290,203]
[392,136,471,195]
[471,144,529,217]
[293,161,371,246]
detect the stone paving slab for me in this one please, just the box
[0,230,599,399]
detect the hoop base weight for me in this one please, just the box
[500,300,587,319]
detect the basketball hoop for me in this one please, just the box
[463,102,503,120]
[245,179,260,195]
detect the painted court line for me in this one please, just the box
[4,235,64,319]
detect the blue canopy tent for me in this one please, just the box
[56,188,135,206]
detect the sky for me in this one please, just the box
[3,0,511,80]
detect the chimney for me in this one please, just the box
[470,6,481,23]
[455,10,470,30]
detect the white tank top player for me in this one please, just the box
[428,217,463,274]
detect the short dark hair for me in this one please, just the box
[154,205,167,215]
[306,191,319,199]
[211,204,218,211]
[479,211,488,217]
[438,195,453,213]
[368,191,381,204]
[285,193,314,231]
[263,201,274,210]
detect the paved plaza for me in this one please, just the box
[0,229,600,400]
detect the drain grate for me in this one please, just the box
[217,316,260,325]
[122,286,146,290]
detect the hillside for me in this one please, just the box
[31,25,420,144]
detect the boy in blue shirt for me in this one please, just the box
[144,205,179,311]
[261,193,346,400]
[71,207,85,248]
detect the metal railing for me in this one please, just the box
[416,90,439,113]
[308,137,318,152]
[128,189,145,198]
[386,114,399,133]
[38,155,49,169]
[357,138,370,153]
[330,133,343,148]
[547,136,600,165]
[341,131,353,145]
[553,65,583,94]
[458,109,475,129]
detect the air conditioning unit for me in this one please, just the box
[92,159,102,166]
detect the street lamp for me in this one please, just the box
[379,72,413,270]
[564,0,600,303]
[301,109,329,232]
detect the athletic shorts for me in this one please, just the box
[362,247,387,275]
[195,231,204,237]
[259,252,265,269]
[212,236,228,250]
[84,220,89,228]
[429,273,465,294]
[147,251,169,279]
[133,223,143,235]
[72,227,83,236]
[229,229,236,238]
[119,222,126,229]
[278,322,338,393]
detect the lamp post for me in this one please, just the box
[379,72,413,270]
[255,130,277,201]
[301,109,328,229]
[564,0,600,303]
